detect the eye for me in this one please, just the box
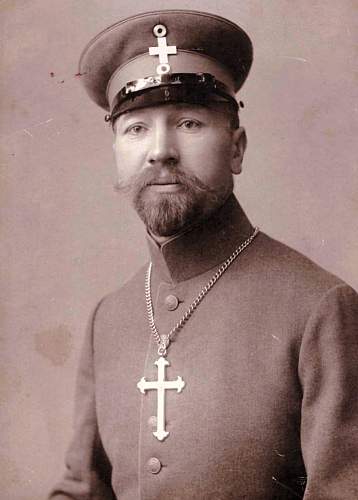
[177,119,202,131]
[125,123,147,136]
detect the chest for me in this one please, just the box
[94,271,302,463]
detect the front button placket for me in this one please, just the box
[146,456,162,474]
[148,415,157,428]
[153,280,186,340]
[165,294,179,311]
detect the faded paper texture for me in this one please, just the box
[0,1,357,499]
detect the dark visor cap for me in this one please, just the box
[78,10,253,119]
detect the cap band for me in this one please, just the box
[108,73,239,123]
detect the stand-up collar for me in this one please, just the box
[146,194,254,283]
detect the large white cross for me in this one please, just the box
[149,36,177,65]
[137,357,185,441]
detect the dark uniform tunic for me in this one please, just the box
[50,195,358,499]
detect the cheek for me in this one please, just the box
[182,136,233,186]
[113,140,145,179]
[113,146,126,178]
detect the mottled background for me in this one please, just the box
[1,1,357,499]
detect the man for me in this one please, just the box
[49,10,358,500]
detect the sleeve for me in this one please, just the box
[48,302,115,500]
[299,283,358,499]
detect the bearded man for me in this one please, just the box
[49,10,358,500]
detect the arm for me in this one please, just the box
[48,302,115,500]
[299,284,358,499]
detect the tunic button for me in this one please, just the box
[148,415,157,427]
[165,294,179,311]
[147,457,162,474]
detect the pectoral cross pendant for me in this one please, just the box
[137,357,185,441]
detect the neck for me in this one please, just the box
[148,225,193,247]
[148,231,177,246]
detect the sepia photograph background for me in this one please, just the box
[1,1,357,499]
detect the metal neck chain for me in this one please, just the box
[145,226,260,357]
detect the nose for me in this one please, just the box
[146,123,179,167]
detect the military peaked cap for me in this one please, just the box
[78,10,253,122]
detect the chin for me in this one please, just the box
[134,190,206,237]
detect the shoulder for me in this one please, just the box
[92,263,149,322]
[236,231,357,323]
[249,231,345,292]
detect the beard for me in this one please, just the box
[116,166,226,237]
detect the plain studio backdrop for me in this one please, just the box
[0,1,357,499]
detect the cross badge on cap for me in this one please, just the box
[149,24,177,75]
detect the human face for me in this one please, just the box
[113,103,246,237]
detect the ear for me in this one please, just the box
[231,127,247,175]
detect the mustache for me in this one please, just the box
[114,166,215,196]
